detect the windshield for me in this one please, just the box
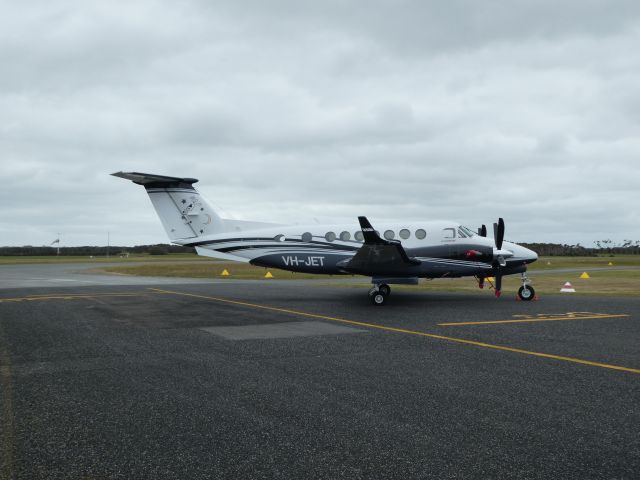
[459,226,476,237]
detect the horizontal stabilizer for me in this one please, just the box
[111,172,199,188]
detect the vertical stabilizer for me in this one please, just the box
[112,172,226,241]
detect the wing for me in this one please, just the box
[339,217,421,276]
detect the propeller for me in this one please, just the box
[492,218,505,298]
[477,218,510,297]
[493,218,504,250]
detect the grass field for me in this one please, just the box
[101,262,336,281]
[530,256,639,270]
[3,253,638,296]
[96,255,640,297]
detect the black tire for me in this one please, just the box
[370,291,387,306]
[518,285,535,301]
[378,284,391,296]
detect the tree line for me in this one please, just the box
[0,244,195,256]
[519,241,640,256]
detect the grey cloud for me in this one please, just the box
[1,1,639,246]
[212,0,640,55]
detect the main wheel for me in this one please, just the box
[378,284,391,296]
[370,291,387,306]
[518,285,535,301]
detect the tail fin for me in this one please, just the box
[112,171,226,241]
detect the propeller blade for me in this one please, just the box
[492,218,505,298]
[493,218,505,250]
[479,224,487,237]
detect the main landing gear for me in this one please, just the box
[369,283,390,306]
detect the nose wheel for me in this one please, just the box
[517,273,535,301]
[369,284,390,306]
[518,285,535,301]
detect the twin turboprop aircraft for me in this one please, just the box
[113,172,538,305]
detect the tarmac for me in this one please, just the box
[1,263,639,479]
[0,262,214,289]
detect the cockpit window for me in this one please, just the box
[457,228,467,238]
[442,228,456,239]
[459,226,476,237]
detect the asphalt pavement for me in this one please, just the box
[1,275,639,479]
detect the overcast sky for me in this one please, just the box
[1,0,639,247]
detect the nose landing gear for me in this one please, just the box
[517,272,535,301]
[477,273,536,301]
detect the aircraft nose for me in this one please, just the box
[525,247,538,263]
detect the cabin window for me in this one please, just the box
[340,231,351,241]
[301,232,312,242]
[415,229,426,240]
[274,234,285,242]
[325,231,336,242]
[442,228,456,239]
[383,230,395,240]
[354,231,364,242]
[399,229,410,239]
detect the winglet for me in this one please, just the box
[358,216,386,244]
[357,216,421,266]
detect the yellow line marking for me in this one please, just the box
[149,288,640,375]
[438,314,630,326]
[0,293,144,303]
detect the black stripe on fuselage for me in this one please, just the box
[184,237,361,251]
[217,244,358,254]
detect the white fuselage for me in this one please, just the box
[178,220,537,277]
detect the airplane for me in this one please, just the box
[112,172,538,305]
